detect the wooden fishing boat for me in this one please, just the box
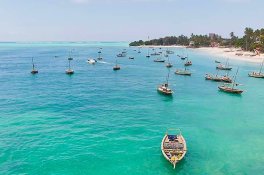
[154,59,165,62]
[157,72,173,95]
[157,83,173,95]
[31,57,38,74]
[175,68,191,76]
[205,74,222,81]
[66,57,74,75]
[113,60,121,71]
[161,129,187,169]
[218,85,243,94]
[248,72,264,78]
[221,76,232,83]
[218,68,243,94]
[216,59,232,70]
[248,59,264,78]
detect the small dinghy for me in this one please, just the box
[175,68,191,76]
[161,129,187,169]
[87,59,97,64]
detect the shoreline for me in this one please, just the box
[195,47,263,63]
[136,45,263,63]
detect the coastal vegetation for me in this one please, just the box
[129,28,264,53]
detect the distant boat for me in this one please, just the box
[166,49,174,54]
[31,57,38,74]
[205,74,222,81]
[138,47,141,53]
[151,49,160,56]
[184,57,192,66]
[97,48,103,60]
[129,57,134,59]
[146,45,150,58]
[87,58,97,64]
[157,71,173,95]
[113,60,121,71]
[218,68,243,94]
[117,50,127,57]
[175,68,191,76]
[215,60,221,63]
[154,59,165,63]
[66,57,74,75]
[166,56,173,68]
[216,59,232,70]
[161,129,187,169]
[248,58,264,78]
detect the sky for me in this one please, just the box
[0,0,263,41]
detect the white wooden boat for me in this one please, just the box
[248,58,264,78]
[161,129,187,169]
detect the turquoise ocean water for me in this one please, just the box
[0,42,263,175]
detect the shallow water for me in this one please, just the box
[0,42,263,175]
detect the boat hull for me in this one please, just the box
[161,134,187,169]
[248,73,264,78]
[218,86,243,94]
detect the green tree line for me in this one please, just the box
[129,28,264,53]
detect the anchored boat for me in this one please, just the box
[113,60,121,71]
[248,58,264,78]
[166,55,173,68]
[31,57,38,74]
[66,57,74,75]
[218,68,243,94]
[161,129,187,169]
[157,72,173,95]
[175,68,191,76]
[97,48,103,60]
[216,59,232,70]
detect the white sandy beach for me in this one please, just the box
[138,45,263,63]
[195,47,264,63]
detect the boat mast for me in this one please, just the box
[166,69,170,87]
[259,58,264,74]
[232,67,239,89]
[32,57,35,70]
